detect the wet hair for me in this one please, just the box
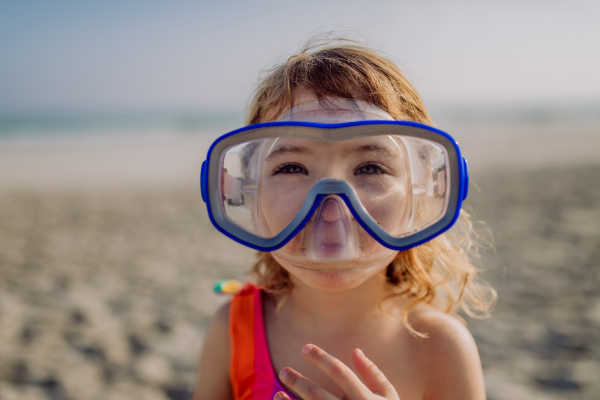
[246,35,497,337]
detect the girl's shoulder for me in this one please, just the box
[212,300,232,333]
[406,304,486,399]
[204,283,260,340]
[409,303,473,342]
[204,282,258,339]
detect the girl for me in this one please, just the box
[193,37,496,400]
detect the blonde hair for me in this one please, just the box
[247,36,497,337]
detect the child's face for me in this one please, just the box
[257,92,406,291]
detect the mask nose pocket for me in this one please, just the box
[305,195,360,262]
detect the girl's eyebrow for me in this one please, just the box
[265,145,313,161]
[347,143,395,156]
[266,143,395,161]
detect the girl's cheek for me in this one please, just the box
[360,187,408,235]
[260,182,309,233]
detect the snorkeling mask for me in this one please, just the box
[200,98,469,270]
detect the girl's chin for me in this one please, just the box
[273,255,393,292]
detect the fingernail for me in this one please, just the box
[356,348,365,358]
[303,344,313,355]
[279,368,289,381]
[274,392,284,400]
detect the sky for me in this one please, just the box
[1,0,599,115]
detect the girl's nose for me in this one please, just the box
[321,198,343,222]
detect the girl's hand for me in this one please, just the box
[274,344,400,400]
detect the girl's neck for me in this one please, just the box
[278,272,402,338]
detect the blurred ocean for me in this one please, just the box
[1,103,599,149]
[428,102,600,127]
[0,112,245,149]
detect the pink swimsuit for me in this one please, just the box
[229,284,296,400]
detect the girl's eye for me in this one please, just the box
[273,163,308,175]
[355,163,387,175]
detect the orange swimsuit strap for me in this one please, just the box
[229,284,295,400]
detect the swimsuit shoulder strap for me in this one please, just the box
[229,283,280,399]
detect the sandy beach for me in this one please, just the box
[1,122,599,400]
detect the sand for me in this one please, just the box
[0,123,599,399]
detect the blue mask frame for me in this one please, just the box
[200,120,469,252]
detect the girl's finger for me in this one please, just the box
[279,367,338,400]
[273,391,291,400]
[352,349,399,399]
[301,344,371,398]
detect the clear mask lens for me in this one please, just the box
[220,136,448,234]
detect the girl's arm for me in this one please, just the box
[419,311,487,400]
[192,303,232,400]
